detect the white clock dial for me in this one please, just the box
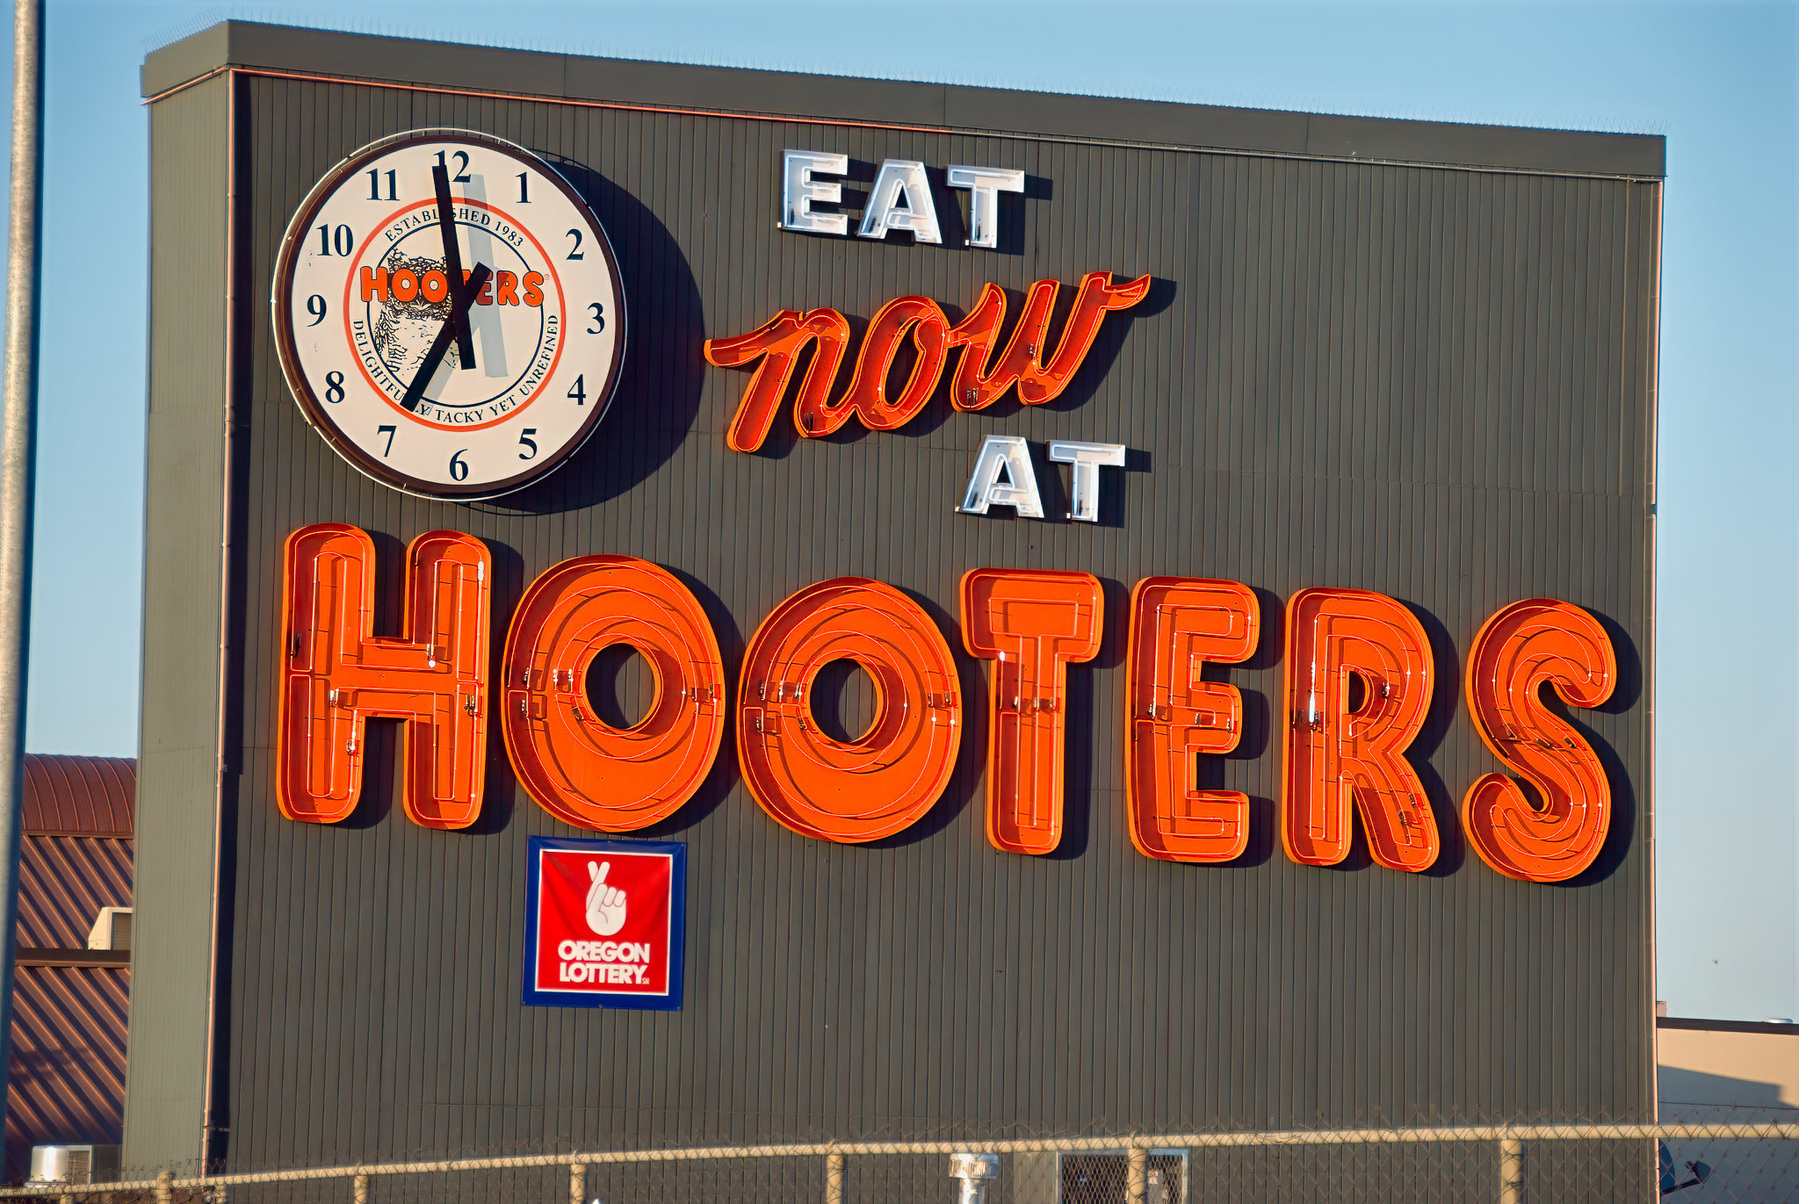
[273,129,626,498]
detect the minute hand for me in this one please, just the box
[400,263,492,414]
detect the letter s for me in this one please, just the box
[1462,599,1617,883]
[522,271,545,307]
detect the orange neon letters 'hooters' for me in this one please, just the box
[1124,578,1260,863]
[960,568,1104,856]
[1461,598,1617,883]
[1281,587,1438,872]
[501,556,726,833]
[737,578,962,843]
[276,523,491,830]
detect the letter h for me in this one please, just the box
[277,524,491,829]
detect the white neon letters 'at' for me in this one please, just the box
[1048,440,1127,523]
[959,435,1045,519]
[858,159,942,244]
[947,165,1025,249]
[781,150,850,235]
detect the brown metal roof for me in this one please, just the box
[3,966,128,1180]
[21,756,134,838]
[15,835,132,951]
[5,756,136,1180]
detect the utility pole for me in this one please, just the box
[0,0,45,1128]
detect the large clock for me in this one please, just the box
[273,129,626,499]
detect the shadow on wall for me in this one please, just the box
[1656,1071,1798,1202]
[1659,1067,1794,1113]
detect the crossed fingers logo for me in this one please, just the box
[585,860,626,936]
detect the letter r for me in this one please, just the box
[277,524,491,829]
[1281,587,1437,872]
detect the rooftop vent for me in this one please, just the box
[87,907,131,952]
[28,1145,120,1186]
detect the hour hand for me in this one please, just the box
[401,263,491,414]
[433,163,476,369]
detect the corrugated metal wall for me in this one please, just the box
[138,52,1659,1175]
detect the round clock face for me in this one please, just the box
[273,130,625,499]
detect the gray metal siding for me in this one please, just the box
[138,55,1657,1174]
[125,75,230,1173]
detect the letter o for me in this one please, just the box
[390,268,420,302]
[421,269,449,303]
[558,940,576,959]
[502,557,726,832]
[738,578,962,843]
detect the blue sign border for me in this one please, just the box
[522,834,686,1010]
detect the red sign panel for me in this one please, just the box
[523,836,686,1009]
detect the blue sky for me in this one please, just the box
[0,0,1793,1020]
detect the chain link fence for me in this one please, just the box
[2,1125,1796,1204]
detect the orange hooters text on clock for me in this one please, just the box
[360,266,546,308]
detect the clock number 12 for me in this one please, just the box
[434,150,471,183]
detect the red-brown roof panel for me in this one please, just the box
[5,756,136,1182]
[3,966,128,1181]
[15,835,132,951]
[21,756,134,838]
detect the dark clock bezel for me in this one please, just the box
[271,128,627,501]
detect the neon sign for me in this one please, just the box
[276,524,1619,883]
[703,271,1149,452]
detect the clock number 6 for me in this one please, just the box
[518,429,539,460]
[587,303,606,334]
[449,449,470,482]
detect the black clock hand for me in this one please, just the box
[433,162,476,370]
[401,263,491,414]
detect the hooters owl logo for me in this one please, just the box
[346,200,561,429]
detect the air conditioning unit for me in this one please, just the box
[28,1144,121,1186]
[87,907,132,952]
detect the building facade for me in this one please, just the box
[128,21,1664,1191]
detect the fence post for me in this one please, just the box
[1126,1146,1148,1204]
[824,1152,844,1204]
[352,1173,370,1204]
[154,1170,174,1204]
[570,1162,587,1204]
[1497,1136,1522,1204]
